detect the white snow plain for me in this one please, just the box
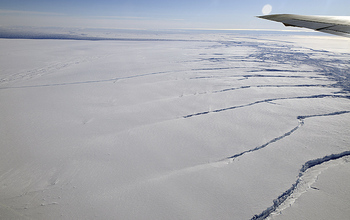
[0,32,350,219]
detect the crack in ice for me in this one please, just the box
[183,94,350,118]
[189,74,322,80]
[251,151,350,220]
[224,120,303,161]
[212,84,330,94]
[222,111,350,162]
[0,71,171,89]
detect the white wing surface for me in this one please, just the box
[258,14,350,37]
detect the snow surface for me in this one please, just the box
[0,32,350,219]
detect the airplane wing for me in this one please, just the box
[258,14,350,38]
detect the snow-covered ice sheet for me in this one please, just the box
[0,33,349,219]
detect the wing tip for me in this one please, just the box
[256,14,294,21]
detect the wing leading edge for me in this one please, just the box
[258,14,350,38]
